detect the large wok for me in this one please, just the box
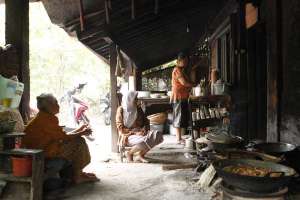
[206,133,244,152]
[252,142,296,156]
[213,159,296,193]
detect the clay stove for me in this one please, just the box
[220,181,288,200]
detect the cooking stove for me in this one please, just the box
[220,181,288,200]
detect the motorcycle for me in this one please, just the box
[100,93,111,126]
[61,83,94,141]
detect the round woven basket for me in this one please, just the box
[147,112,167,125]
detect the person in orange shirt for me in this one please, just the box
[171,52,197,144]
[22,93,99,184]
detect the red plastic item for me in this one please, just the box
[11,156,32,177]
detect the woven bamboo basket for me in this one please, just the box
[147,112,167,125]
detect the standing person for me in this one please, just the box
[171,52,197,144]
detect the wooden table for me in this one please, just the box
[138,97,172,115]
[0,148,44,200]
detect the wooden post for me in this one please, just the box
[110,44,118,153]
[135,68,142,91]
[5,0,30,122]
[265,0,282,142]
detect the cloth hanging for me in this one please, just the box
[115,46,126,77]
[121,91,138,128]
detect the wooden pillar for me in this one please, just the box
[5,0,30,122]
[265,0,282,142]
[135,68,142,91]
[110,44,118,153]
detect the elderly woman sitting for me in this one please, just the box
[22,93,99,184]
[116,91,164,163]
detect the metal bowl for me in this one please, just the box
[253,142,296,156]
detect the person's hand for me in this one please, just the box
[136,130,146,136]
[77,124,88,132]
[80,127,92,136]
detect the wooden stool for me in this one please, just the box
[118,145,133,163]
[0,148,44,200]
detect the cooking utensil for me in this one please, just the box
[213,159,296,193]
[222,150,282,163]
[252,142,296,156]
[207,132,244,151]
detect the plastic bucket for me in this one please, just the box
[11,156,32,177]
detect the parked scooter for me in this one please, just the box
[100,93,111,126]
[61,83,94,141]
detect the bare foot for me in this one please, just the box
[74,174,100,184]
[126,151,133,163]
[135,156,149,163]
[176,139,185,145]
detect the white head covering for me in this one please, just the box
[121,91,138,128]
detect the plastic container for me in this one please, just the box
[11,156,32,177]
[0,75,24,109]
[150,124,164,133]
[185,137,193,149]
[169,125,186,135]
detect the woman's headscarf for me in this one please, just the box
[121,91,138,128]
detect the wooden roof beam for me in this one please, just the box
[81,43,109,64]
[155,0,159,14]
[78,0,85,31]
[77,24,107,41]
[84,37,107,45]
[65,10,105,28]
[94,44,110,52]
[131,0,135,20]
[89,40,108,49]
[105,0,110,24]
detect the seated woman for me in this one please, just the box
[22,93,99,184]
[116,91,164,163]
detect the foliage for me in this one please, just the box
[28,3,110,122]
[1,3,110,125]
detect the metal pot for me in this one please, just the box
[213,159,296,193]
[252,142,296,156]
[207,133,244,152]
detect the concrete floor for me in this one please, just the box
[45,128,212,200]
[55,163,212,200]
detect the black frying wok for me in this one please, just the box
[213,159,296,193]
[253,142,296,156]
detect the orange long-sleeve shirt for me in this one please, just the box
[22,111,69,158]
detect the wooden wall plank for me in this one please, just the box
[264,0,282,142]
